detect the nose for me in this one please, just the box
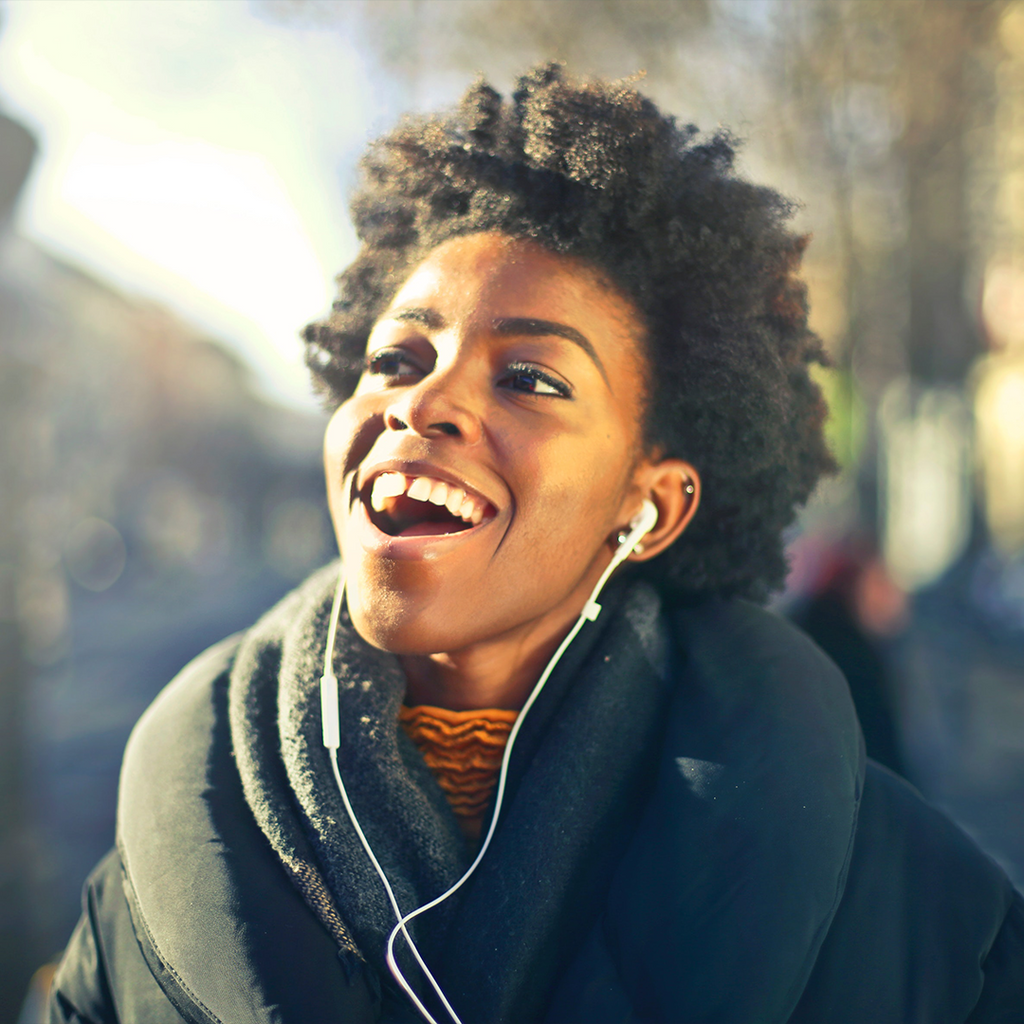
[384,365,484,444]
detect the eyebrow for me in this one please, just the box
[383,308,610,386]
[492,318,608,385]
[388,307,445,330]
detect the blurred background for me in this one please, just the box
[2,0,1023,1017]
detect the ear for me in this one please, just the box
[614,458,701,562]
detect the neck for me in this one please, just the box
[399,594,594,711]
[396,544,625,711]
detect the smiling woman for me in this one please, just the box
[49,66,1024,1024]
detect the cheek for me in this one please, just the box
[323,414,351,531]
[323,402,356,472]
[510,432,635,549]
[323,400,382,507]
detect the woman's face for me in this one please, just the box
[324,232,653,656]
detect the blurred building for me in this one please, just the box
[0,109,331,1017]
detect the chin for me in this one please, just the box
[345,576,459,656]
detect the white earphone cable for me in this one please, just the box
[322,569,459,1024]
[322,499,657,1024]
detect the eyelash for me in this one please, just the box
[365,349,421,379]
[499,362,572,398]
[363,350,572,399]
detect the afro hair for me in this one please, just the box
[304,64,835,602]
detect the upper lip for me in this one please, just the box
[354,459,501,514]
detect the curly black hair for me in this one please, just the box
[304,64,835,602]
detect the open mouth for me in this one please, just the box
[364,472,496,538]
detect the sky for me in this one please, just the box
[0,0,795,411]
[0,0,396,410]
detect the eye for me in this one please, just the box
[498,362,572,398]
[364,347,424,381]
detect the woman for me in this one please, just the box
[50,66,1023,1024]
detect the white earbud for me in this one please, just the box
[616,498,658,555]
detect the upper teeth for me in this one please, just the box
[370,472,488,526]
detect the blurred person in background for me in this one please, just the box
[47,67,1024,1024]
[788,534,909,779]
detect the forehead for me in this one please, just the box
[383,233,647,361]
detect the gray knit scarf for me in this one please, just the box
[228,562,673,1023]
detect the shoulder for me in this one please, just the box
[588,597,864,1022]
[968,886,1024,1023]
[669,596,855,715]
[49,849,194,1024]
[122,560,339,761]
[116,630,241,881]
[112,600,374,1024]
[792,761,1024,1023]
[50,636,248,1024]
[596,598,1024,1023]
[116,632,243,872]
[121,632,242,765]
[666,598,863,802]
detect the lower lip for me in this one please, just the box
[350,498,490,561]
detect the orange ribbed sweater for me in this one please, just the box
[398,704,519,842]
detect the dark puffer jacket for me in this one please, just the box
[49,571,1024,1023]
